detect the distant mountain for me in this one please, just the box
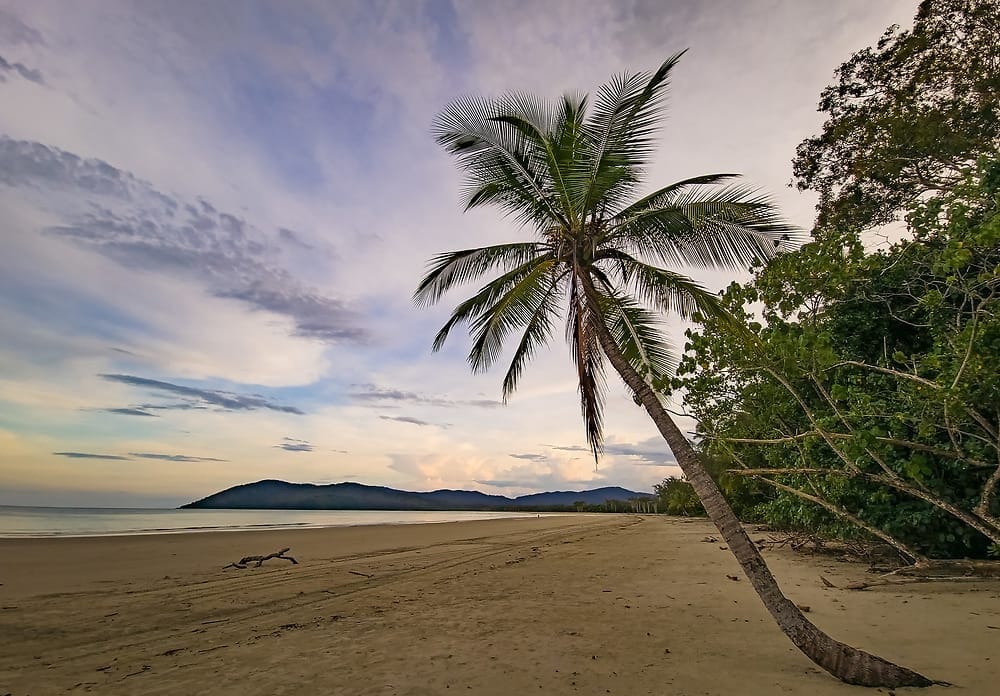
[181,479,650,510]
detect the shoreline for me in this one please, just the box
[1,516,997,694]
[0,507,569,540]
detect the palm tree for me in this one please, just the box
[414,54,931,688]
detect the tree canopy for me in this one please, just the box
[672,0,1000,560]
[792,0,1000,232]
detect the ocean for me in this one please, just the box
[0,506,550,538]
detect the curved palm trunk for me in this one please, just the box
[581,284,931,688]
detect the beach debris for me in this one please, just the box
[725,574,740,581]
[845,575,988,591]
[122,665,151,679]
[700,536,719,543]
[796,604,812,613]
[348,570,373,579]
[223,547,298,569]
[820,575,837,588]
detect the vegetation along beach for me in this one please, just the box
[1,0,998,694]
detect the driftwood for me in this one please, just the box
[223,547,298,569]
[844,576,990,591]
[819,559,1000,590]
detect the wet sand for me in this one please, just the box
[1,515,997,695]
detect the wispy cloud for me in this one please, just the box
[128,452,228,462]
[509,453,547,462]
[100,373,305,414]
[275,437,313,452]
[53,451,130,460]
[0,136,366,344]
[0,8,44,46]
[379,415,441,427]
[351,385,502,409]
[53,450,227,462]
[0,55,44,84]
[548,438,676,466]
[103,407,158,417]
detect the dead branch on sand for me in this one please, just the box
[223,547,298,569]
[820,559,1000,590]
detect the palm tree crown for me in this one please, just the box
[415,52,795,457]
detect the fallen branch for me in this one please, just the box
[223,547,298,569]
[844,559,1000,590]
[890,559,1000,578]
[845,576,991,591]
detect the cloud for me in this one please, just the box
[99,373,305,414]
[0,8,44,46]
[275,437,313,452]
[351,384,502,409]
[548,437,676,466]
[0,136,366,344]
[128,452,228,462]
[53,451,130,460]
[0,55,44,84]
[509,453,547,462]
[103,407,159,417]
[378,415,440,427]
[278,227,313,251]
[134,403,209,412]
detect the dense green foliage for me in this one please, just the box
[792,0,999,232]
[664,0,1000,560]
[674,162,1000,558]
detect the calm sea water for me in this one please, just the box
[0,506,549,538]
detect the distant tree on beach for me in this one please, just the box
[415,54,930,688]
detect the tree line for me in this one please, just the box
[666,0,999,563]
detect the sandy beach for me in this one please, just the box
[1,515,997,695]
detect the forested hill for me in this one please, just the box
[181,479,649,510]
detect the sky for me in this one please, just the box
[0,0,919,507]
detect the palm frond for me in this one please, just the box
[609,173,741,217]
[414,242,548,307]
[594,249,725,320]
[591,280,677,382]
[430,254,558,351]
[494,108,578,226]
[567,275,607,461]
[434,95,568,230]
[466,259,562,373]
[575,52,687,216]
[606,184,801,270]
[501,273,564,400]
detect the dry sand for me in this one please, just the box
[1,515,998,695]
